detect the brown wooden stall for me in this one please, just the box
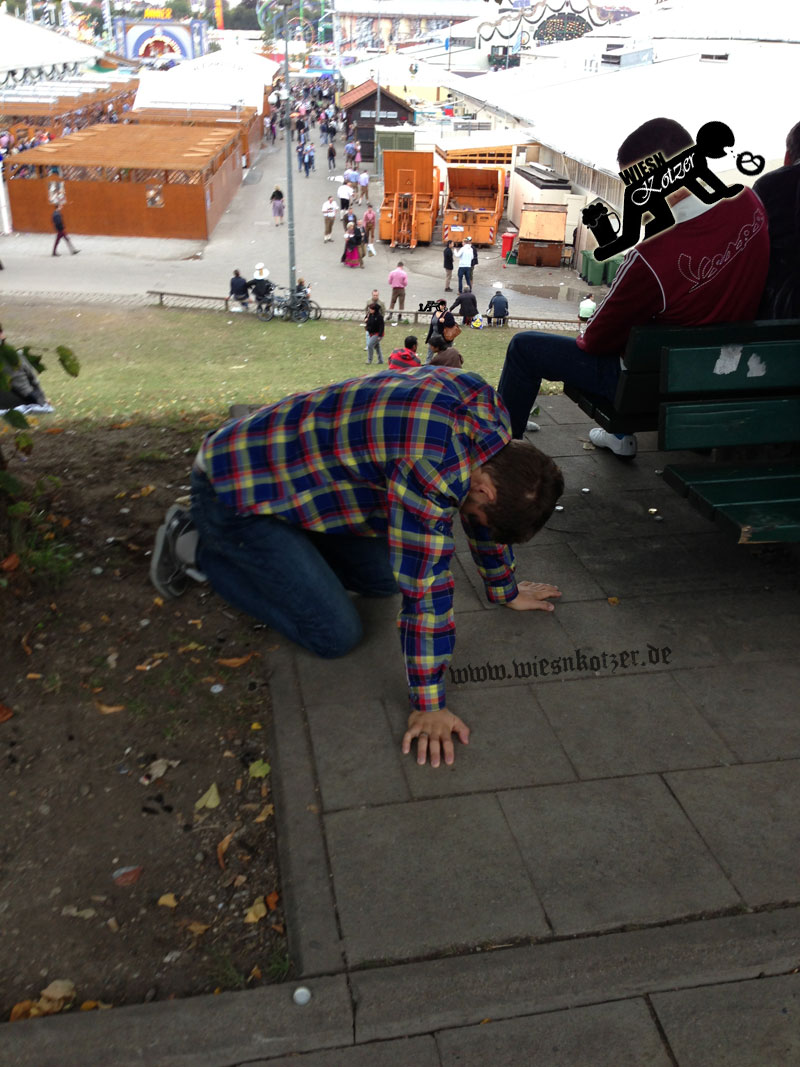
[517,203,568,267]
[0,84,138,143]
[128,106,261,168]
[6,124,242,240]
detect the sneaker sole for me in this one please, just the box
[150,505,192,598]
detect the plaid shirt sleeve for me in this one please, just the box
[385,458,463,714]
[460,515,518,605]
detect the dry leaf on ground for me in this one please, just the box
[244,898,267,924]
[265,891,279,911]
[158,893,179,909]
[194,783,221,811]
[216,830,235,870]
[95,701,125,715]
[217,652,259,669]
[254,804,274,824]
[0,703,14,724]
[248,759,270,779]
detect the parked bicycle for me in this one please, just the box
[271,285,322,323]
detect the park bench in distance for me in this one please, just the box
[564,320,800,543]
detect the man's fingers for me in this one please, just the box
[442,736,456,765]
[455,721,471,745]
[428,736,442,768]
[416,732,429,765]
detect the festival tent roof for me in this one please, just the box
[464,39,796,175]
[14,122,238,171]
[133,56,276,115]
[0,12,102,77]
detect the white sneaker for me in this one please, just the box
[589,427,638,457]
[526,420,540,433]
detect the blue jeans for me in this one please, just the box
[190,470,397,658]
[497,331,622,438]
[457,266,471,293]
[366,335,383,363]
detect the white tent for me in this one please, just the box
[0,12,102,79]
[133,52,279,114]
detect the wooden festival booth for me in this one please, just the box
[128,106,261,168]
[5,123,242,240]
[0,82,138,143]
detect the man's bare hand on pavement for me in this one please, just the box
[507,580,562,613]
[402,709,470,768]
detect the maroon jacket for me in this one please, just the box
[388,348,422,371]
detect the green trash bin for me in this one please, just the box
[604,254,625,285]
[579,248,592,280]
[585,254,605,286]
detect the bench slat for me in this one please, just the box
[660,397,800,451]
[663,464,800,542]
[662,340,800,393]
[715,499,800,544]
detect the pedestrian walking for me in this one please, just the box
[303,142,313,177]
[51,207,79,256]
[364,288,385,350]
[357,169,369,205]
[362,203,376,255]
[327,142,337,170]
[270,186,285,226]
[337,179,352,215]
[322,195,337,241]
[387,261,408,325]
[364,302,385,365]
[469,237,478,286]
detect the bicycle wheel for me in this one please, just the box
[256,303,274,322]
[292,304,310,323]
[308,300,322,320]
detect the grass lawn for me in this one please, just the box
[1,304,565,421]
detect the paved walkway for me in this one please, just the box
[5,144,800,1066]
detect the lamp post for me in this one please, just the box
[276,0,297,293]
[374,65,381,177]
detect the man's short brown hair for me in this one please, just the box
[481,440,564,544]
[617,117,693,170]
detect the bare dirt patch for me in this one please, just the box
[1,419,288,1021]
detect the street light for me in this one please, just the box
[269,1,297,294]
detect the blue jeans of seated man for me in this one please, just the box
[457,266,471,293]
[190,469,398,659]
[497,331,622,438]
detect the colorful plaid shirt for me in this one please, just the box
[203,369,518,713]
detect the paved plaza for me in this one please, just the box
[4,143,800,1066]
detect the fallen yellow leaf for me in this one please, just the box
[153,596,164,607]
[244,897,267,924]
[158,893,179,909]
[9,1000,35,1022]
[265,891,280,912]
[247,965,262,982]
[217,652,259,668]
[216,830,235,870]
[187,921,210,937]
[195,783,221,811]
[178,642,206,653]
[79,1000,112,1011]
[254,804,274,823]
[607,596,620,606]
[95,702,125,715]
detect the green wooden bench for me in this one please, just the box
[564,319,800,542]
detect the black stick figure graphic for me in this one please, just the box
[592,121,744,261]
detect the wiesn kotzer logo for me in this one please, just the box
[448,644,672,685]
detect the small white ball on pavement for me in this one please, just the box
[555,505,564,511]
[293,986,312,1005]
[581,487,591,494]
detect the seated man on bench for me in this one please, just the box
[497,117,770,457]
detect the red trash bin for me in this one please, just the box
[501,231,516,259]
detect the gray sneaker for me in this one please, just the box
[150,505,194,598]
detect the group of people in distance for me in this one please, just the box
[152,115,798,770]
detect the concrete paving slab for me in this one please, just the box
[499,775,741,935]
[555,452,673,493]
[4,975,353,1067]
[553,596,722,672]
[436,998,672,1067]
[443,606,578,696]
[352,908,800,1042]
[510,542,607,600]
[665,760,800,905]
[243,1035,440,1067]
[396,686,576,798]
[293,596,407,711]
[538,394,594,426]
[652,973,800,1067]
[307,701,411,811]
[536,674,735,778]
[549,486,715,542]
[325,794,549,965]
[268,653,344,976]
[671,662,800,762]
[569,535,744,597]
